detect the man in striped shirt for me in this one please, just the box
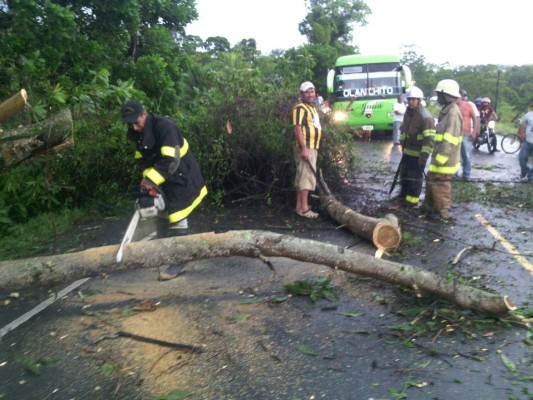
[292,81,322,219]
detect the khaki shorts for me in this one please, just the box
[294,147,318,191]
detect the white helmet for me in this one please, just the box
[407,86,424,99]
[435,79,460,98]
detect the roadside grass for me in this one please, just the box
[0,202,126,261]
[453,182,532,209]
[0,208,87,260]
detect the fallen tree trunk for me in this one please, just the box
[0,108,73,171]
[0,89,27,122]
[316,169,401,253]
[0,230,515,315]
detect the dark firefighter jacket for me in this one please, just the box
[127,114,207,223]
[399,105,436,163]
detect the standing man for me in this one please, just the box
[422,80,463,222]
[457,89,480,180]
[392,94,406,145]
[122,101,208,279]
[517,98,533,181]
[292,81,322,219]
[396,86,435,207]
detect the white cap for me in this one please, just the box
[299,81,315,92]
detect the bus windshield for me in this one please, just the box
[333,62,402,100]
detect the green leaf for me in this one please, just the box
[372,293,387,305]
[239,298,263,304]
[121,306,140,318]
[14,353,42,375]
[296,344,317,356]
[226,313,250,322]
[102,362,114,377]
[156,389,193,400]
[285,277,337,303]
[396,307,425,317]
[337,310,362,317]
[270,295,289,303]
[501,354,516,373]
[342,329,370,335]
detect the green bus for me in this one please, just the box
[326,54,413,132]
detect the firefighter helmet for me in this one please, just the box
[482,97,491,103]
[435,79,461,98]
[407,86,424,99]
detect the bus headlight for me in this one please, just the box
[332,110,348,122]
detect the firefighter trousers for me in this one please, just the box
[423,172,452,218]
[399,155,424,205]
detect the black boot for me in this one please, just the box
[158,264,185,281]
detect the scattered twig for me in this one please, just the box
[257,340,283,363]
[457,352,485,362]
[410,301,437,325]
[452,246,475,265]
[257,253,275,272]
[116,331,204,353]
[148,349,174,373]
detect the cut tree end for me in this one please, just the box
[503,295,517,311]
[373,221,402,252]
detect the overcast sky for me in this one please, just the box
[187,0,529,67]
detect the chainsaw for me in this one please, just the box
[116,189,165,263]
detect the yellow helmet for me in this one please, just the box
[435,79,460,98]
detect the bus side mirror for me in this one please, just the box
[327,69,335,94]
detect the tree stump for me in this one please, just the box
[0,89,27,122]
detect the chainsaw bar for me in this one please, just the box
[116,209,141,263]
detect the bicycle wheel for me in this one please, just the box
[501,134,522,154]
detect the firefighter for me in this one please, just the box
[422,80,463,222]
[122,101,208,279]
[397,86,435,207]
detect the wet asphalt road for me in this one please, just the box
[0,133,531,400]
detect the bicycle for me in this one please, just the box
[500,133,523,154]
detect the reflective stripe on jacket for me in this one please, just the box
[127,114,207,222]
[400,106,435,161]
[429,102,463,175]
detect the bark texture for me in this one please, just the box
[0,230,514,315]
[0,108,73,171]
[318,173,401,252]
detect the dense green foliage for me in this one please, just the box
[0,0,532,241]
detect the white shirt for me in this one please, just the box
[519,110,533,143]
[393,101,406,123]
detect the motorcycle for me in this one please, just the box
[474,120,497,154]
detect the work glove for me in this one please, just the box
[418,157,427,168]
